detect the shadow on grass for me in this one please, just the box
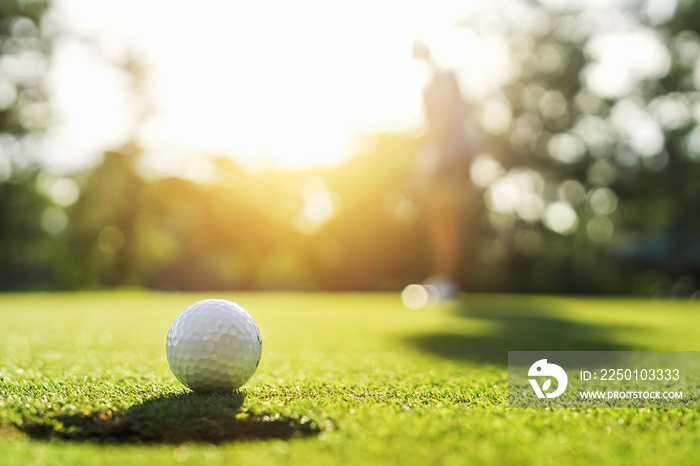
[408,296,643,365]
[21,392,321,444]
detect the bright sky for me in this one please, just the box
[40,0,676,176]
[42,0,510,174]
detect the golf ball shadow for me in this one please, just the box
[20,392,323,444]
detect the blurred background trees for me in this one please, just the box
[1,0,699,296]
[0,0,54,289]
[466,0,700,295]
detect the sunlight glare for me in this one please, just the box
[46,0,504,173]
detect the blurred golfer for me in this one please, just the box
[412,40,481,300]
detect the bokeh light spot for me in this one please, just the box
[587,159,617,186]
[98,225,125,254]
[684,125,700,161]
[0,80,17,110]
[40,206,68,235]
[543,201,578,235]
[589,187,618,215]
[401,284,430,310]
[585,31,670,99]
[650,93,690,130]
[295,178,341,235]
[587,215,614,243]
[539,90,568,119]
[536,43,566,74]
[548,133,586,164]
[384,192,419,226]
[516,193,545,223]
[558,179,586,205]
[480,98,512,134]
[37,174,80,207]
[470,154,504,188]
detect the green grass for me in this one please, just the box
[1,291,700,465]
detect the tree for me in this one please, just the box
[0,0,54,289]
[461,0,700,294]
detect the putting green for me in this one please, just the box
[0,292,699,465]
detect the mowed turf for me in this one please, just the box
[1,292,700,465]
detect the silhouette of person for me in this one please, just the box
[412,40,480,299]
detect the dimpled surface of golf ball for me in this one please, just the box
[166,299,262,392]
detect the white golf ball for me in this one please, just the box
[166,299,262,392]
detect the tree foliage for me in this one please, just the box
[2,0,700,295]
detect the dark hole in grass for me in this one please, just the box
[20,393,322,444]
